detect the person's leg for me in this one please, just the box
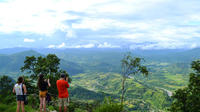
[40,97,43,112]
[43,97,46,112]
[20,101,25,112]
[58,98,62,112]
[64,106,67,112]
[63,98,68,112]
[16,101,20,112]
[59,106,62,112]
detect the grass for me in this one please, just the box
[0,103,36,112]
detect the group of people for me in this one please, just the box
[12,73,70,112]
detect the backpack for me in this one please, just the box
[22,84,28,105]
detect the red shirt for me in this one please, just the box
[56,80,70,98]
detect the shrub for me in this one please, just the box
[94,97,122,112]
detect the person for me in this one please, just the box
[57,74,70,112]
[37,74,51,112]
[13,76,27,112]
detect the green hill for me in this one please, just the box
[71,73,171,111]
[1,48,200,111]
[0,50,84,75]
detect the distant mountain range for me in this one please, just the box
[1,47,200,62]
[0,47,200,75]
[0,50,84,75]
[1,47,198,111]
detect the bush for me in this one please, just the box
[94,97,122,112]
[0,103,36,112]
[74,108,87,112]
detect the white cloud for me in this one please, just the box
[98,42,120,48]
[57,42,66,48]
[0,0,77,35]
[1,0,200,49]
[47,42,66,49]
[47,45,56,48]
[72,18,116,31]
[0,0,167,34]
[24,38,35,42]
[47,43,95,49]
[73,44,95,48]
[66,30,76,38]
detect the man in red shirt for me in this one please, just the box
[57,74,70,112]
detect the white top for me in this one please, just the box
[14,83,23,95]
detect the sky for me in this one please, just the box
[0,0,200,49]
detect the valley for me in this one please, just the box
[0,48,199,111]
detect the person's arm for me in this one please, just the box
[12,85,15,93]
[65,81,69,88]
[47,79,51,87]
[23,84,27,94]
[65,77,68,82]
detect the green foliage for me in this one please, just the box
[0,103,36,112]
[72,73,171,111]
[0,103,16,112]
[23,76,37,94]
[0,75,16,105]
[21,54,60,80]
[21,54,70,96]
[69,86,116,101]
[0,75,15,94]
[170,60,200,112]
[121,52,148,77]
[94,97,122,112]
[1,49,195,111]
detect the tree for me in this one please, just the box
[21,54,60,80]
[170,60,200,112]
[0,75,16,104]
[23,76,37,95]
[120,52,148,106]
[0,75,15,93]
[21,54,70,96]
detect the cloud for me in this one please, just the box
[1,0,200,49]
[47,42,66,49]
[24,38,35,42]
[72,44,95,48]
[98,42,120,48]
[57,42,66,48]
[47,45,56,49]
[66,30,76,38]
[47,43,95,49]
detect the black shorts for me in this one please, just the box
[16,95,25,101]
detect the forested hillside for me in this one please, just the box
[0,48,200,111]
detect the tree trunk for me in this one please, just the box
[121,76,126,106]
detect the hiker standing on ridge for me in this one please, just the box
[37,74,51,112]
[13,76,27,112]
[57,73,70,112]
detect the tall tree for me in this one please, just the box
[21,54,69,96]
[120,52,148,106]
[21,54,60,80]
[170,60,200,112]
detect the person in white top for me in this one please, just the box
[13,76,27,112]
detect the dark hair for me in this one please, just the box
[60,73,66,78]
[17,76,24,83]
[37,74,45,90]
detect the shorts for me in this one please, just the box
[39,91,47,98]
[16,95,25,101]
[58,98,69,107]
